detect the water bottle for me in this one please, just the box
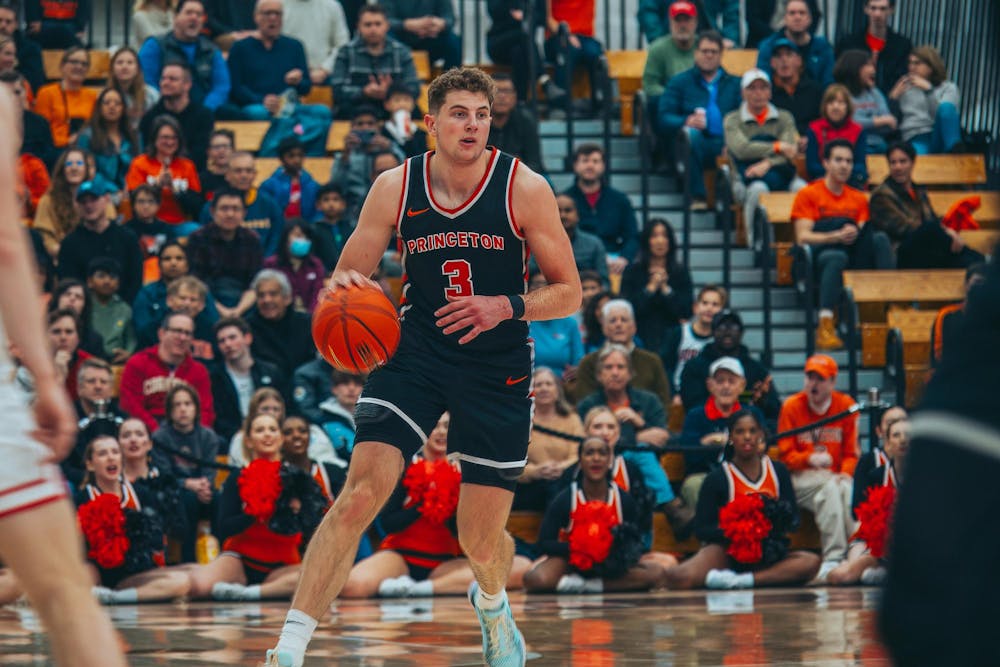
[195,521,219,564]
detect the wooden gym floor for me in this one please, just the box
[0,588,890,665]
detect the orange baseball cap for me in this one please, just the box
[804,354,838,379]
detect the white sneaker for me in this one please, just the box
[212,581,249,601]
[556,573,586,594]
[860,566,888,586]
[816,560,842,582]
[378,575,416,598]
[705,569,752,590]
[264,649,299,667]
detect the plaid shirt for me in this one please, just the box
[330,36,420,110]
[186,223,263,291]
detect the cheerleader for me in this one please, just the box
[523,436,663,594]
[188,413,321,600]
[663,410,821,589]
[341,413,532,598]
[828,417,908,586]
[76,435,191,604]
[119,417,188,548]
[850,405,906,512]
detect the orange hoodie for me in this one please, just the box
[777,391,859,475]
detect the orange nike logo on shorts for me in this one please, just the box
[506,375,529,385]
[406,207,430,217]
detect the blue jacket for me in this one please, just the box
[756,31,835,87]
[139,33,230,111]
[259,166,320,223]
[680,402,766,474]
[74,129,136,189]
[529,317,583,372]
[563,182,639,261]
[227,35,312,105]
[657,67,741,136]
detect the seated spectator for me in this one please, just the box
[317,369,363,459]
[679,357,766,506]
[227,386,337,467]
[126,115,203,230]
[514,367,582,511]
[485,0,565,105]
[198,151,284,256]
[746,0,820,48]
[834,49,897,154]
[384,0,461,69]
[663,409,820,590]
[164,275,218,361]
[262,219,326,312]
[756,0,833,87]
[332,106,405,220]
[124,184,175,274]
[139,62,214,171]
[776,354,858,578]
[260,137,320,222]
[311,182,354,271]
[86,257,136,364]
[576,345,694,535]
[131,0,174,49]
[0,70,54,169]
[806,83,868,187]
[661,284,726,405]
[888,45,962,154]
[768,38,822,137]
[679,309,781,423]
[225,0,331,134]
[528,271,583,378]
[639,0,739,47]
[657,31,740,209]
[0,35,32,103]
[834,0,911,96]
[33,146,92,258]
[281,0,348,86]
[792,139,893,350]
[34,47,98,148]
[620,217,693,352]
[571,299,670,407]
[564,143,639,272]
[870,142,984,269]
[198,128,234,195]
[641,1,697,108]
[57,180,144,303]
[380,83,428,158]
[186,188,263,317]
[32,308,92,402]
[544,0,605,114]
[25,0,87,48]
[930,263,987,369]
[76,88,138,196]
[580,289,611,353]
[64,358,126,484]
[210,317,290,442]
[107,46,160,130]
[331,4,419,117]
[487,74,544,175]
[529,194,608,289]
[0,4,44,93]
[138,0,231,111]
[724,68,803,237]
[120,311,215,432]
[245,269,315,379]
[48,278,106,356]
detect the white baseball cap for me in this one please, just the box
[740,68,771,90]
[709,356,745,378]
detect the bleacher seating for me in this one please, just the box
[42,48,111,82]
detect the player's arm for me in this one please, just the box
[328,165,405,290]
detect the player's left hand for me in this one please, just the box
[435,295,512,344]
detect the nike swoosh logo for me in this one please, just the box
[406,207,430,217]
[506,375,529,386]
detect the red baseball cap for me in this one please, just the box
[804,354,838,379]
[669,1,697,18]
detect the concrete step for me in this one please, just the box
[689,249,757,270]
[727,287,799,308]
[691,267,774,283]
[738,308,807,327]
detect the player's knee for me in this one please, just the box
[333,480,385,527]
[458,530,504,565]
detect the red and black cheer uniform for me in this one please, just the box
[536,481,636,559]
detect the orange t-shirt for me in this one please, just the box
[125,154,201,224]
[777,391,859,475]
[33,83,98,147]
[790,179,869,225]
[549,0,595,37]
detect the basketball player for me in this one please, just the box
[0,88,127,666]
[266,67,582,667]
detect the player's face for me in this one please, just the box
[597,352,631,393]
[580,438,612,481]
[428,90,491,163]
[57,285,86,314]
[216,326,250,362]
[587,411,620,446]
[730,415,765,460]
[602,308,636,345]
[255,279,292,320]
[119,418,153,462]
[48,316,79,352]
[249,414,283,460]
[426,413,449,457]
[281,417,310,458]
[695,291,724,325]
[79,369,112,403]
[88,438,122,484]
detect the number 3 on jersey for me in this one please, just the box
[442,259,474,298]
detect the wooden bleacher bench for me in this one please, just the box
[959,229,1000,256]
[301,85,333,107]
[42,48,111,82]
[215,120,271,152]
[721,48,758,76]
[413,51,431,81]
[326,120,350,153]
[864,306,937,367]
[881,307,938,408]
[867,153,987,187]
[253,157,333,187]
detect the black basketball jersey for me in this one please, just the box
[395,147,529,352]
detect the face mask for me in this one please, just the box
[289,237,312,258]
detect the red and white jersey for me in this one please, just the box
[882,462,897,490]
[611,455,630,493]
[722,457,780,503]
[84,479,141,510]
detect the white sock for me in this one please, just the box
[734,573,754,589]
[819,309,834,320]
[275,609,318,660]
[582,578,603,594]
[111,588,139,604]
[409,579,433,597]
[243,585,262,601]
[476,587,506,611]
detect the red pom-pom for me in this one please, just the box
[852,484,896,559]
[402,458,461,523]
[719,494,773,564]
[568,501,618,572]
[77,494,130,569]
[239,459,283,522]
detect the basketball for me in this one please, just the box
[311,285,401,373]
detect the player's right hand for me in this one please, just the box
[31,379,77,463]
[327,269,379,292]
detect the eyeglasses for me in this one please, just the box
[65,59,89,66]
[65,160,85,167]
[164,327,194,337]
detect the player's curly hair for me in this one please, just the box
[427,67,496,115]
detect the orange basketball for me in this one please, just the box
[311,285,401,373]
